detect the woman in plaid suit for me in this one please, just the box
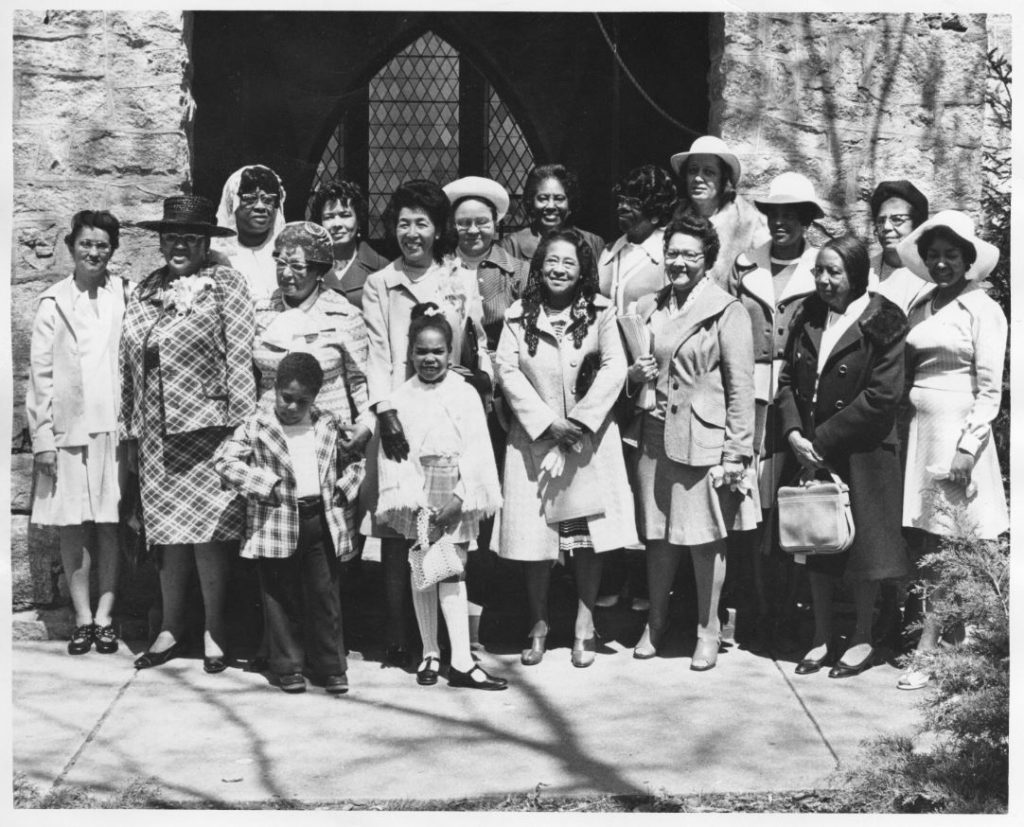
[121,196,257,672]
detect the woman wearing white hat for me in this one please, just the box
[730,171,824,640]
[441,175,530,649]
[895,210,1008,690]
[669,135,769,290]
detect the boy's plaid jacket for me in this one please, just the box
[214,401,364,560]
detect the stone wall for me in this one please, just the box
[10,9,190,631]
[709,12,993,240]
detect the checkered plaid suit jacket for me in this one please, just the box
[119,263,256,440]
[214,402,365,560]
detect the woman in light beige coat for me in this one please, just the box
[496,228,637,669]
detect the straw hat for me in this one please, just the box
[896,209,999,283]
[753,172,825,219]
[443,176,511,223]
[135,195,235,237]
[669,135,742,185]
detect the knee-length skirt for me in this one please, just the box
[31,433,124,526]
[637,415,760,547]
[903,386,1008,540]
[138,372,244,545]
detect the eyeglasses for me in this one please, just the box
[275,259,309,275]
[239,192,280,209]
[76,240,112,253]
[615,195,643,209]
[873,214,912,229]
[665,250,704,263]
[455,218,494,231]
[162,233,205,246]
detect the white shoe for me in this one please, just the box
[897,669,931,691]
[630,598,651,612]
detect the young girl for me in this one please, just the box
[375,303,506,690]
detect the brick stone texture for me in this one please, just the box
[8,11,1004,625]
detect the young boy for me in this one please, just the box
[215,352,363,694]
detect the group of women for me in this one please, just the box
[27,136,1008,693]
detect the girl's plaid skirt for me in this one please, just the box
[388,456,460,541]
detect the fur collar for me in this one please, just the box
[798,293,908,348]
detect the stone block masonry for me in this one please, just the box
[10,9,191,628]
[709,12,993,241]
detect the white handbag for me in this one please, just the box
[408,508,464,591]
[777,468,856,555]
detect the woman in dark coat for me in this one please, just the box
[775,234,911,678]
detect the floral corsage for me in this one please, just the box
[162,274,216,315]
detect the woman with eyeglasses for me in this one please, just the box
[253,222,372,453]
[121,196,256,672]
[441,176,529,650]
[27,210,130,657]
[626,214,758,670]
[867,180,931,314]
[212,165,288,301]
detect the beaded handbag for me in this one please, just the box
[408,508,464,591]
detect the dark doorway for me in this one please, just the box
[190,11,710,243]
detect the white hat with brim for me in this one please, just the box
[443,176,511,223]
[669,135,742,186]
[753,171,825,220]
[896,209,999,283]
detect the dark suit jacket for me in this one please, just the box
[323,240,389,311]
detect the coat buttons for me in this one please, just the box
[835,400,845,409]
[672,381,679,390]
[777,327,785,336]
[838,365,848,375]
[570,360,578,367]
[670,404,678,414]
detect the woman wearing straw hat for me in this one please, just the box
[122,195,256,672]
[895,210,1008,690]
[730,171,824,643]
[669,135,769,291]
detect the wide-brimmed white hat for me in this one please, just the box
[896,209,999,283]
[669,135,742,186]
[753,172,825,219]
[443,176,510,223]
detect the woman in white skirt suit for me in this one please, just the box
[27,210,130,656]
[895,210,1008,690]
[496,228,637,668]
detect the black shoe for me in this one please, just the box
[385,645,410,668]
[68,624,94,656]
[828,648,875,679]
[795,647,832,675]
[203,655,228,674]
[134,642,181,670]
[448,664,508,691]
[247,656,269,673]
[325,674,349,694]
[279,673,307,693]
[93,624,119,655]
[417,655,441,686]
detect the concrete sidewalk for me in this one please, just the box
[13,637,924,804]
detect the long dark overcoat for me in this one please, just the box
[775,293,911,581]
